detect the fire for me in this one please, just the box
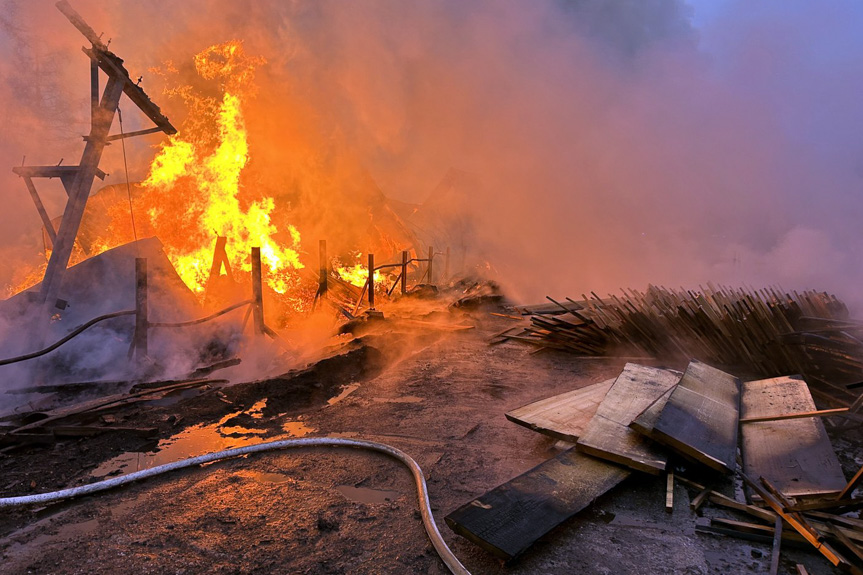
[334,253,380,288]
[141,41,304,298]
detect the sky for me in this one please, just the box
[1,0,863,309]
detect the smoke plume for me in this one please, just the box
[0,0,862,311]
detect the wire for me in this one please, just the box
[117,107,139,245]
[0,437,471,575]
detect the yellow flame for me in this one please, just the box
[333,253,384,288]
[142,41,303,296]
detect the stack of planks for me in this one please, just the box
[497,285,862,409]
[447,361,863,571]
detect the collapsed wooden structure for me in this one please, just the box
[15,1,176,318]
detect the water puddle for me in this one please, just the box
[327,383,360,406]
[336,485,402,504]
[282,420,316,437]
[91,398,291,478]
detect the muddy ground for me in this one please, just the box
[0,295,860,575]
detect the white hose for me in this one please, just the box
[0,437,471,575]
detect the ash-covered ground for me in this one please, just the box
[0,292,859,575]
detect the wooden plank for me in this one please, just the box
[837,464,863,501]
[741,376,847,499]
[739,407,848,423]
[576,363,681,474]
[739,473,849,570]
[651,360,740,473]
[505,379,614,442]
[666,471,674,512]
[445,449,630,560]
[630,385,675,437]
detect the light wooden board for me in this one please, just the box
[741,375,847,500]
[651,360,740,473]
[445,449,630,560]
[505,379,615,442]
[576,363,681,474]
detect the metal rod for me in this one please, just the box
[134,258,148,360]
[251,247,264,335]
[427,246,434,285]
[401,250,408,295]
[368,253,375,310]
[319,239,328,297]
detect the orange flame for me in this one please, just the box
[141,41,304,297]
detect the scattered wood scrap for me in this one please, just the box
[504,286,862,405]
[444,449,630,560]
[740,375,847,500]
[576,363,680,474]
[650,361,740,473]
[504,378,614,442]
[2,378,220,438]
[451,357,862,572]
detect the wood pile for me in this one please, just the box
[498,285,862,406]
[447,362,863,573]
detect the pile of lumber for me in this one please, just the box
[498,285,862,403]
[446,362,863,573]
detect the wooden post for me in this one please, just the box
[251,247,264,335]
[40,76,125,309]
[427,246,434,285]
[401,251,408,295]
[368,253,375,310]
[444,246,450,281]
[319,239,328,297]
[133,258,148,359]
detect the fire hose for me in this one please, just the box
[0,437,471,575]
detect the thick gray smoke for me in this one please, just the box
[0,0,861,310]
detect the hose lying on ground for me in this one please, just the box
[0,437,471,575]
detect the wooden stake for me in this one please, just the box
[770,514,783,575]
[666,471,674,513]
[401,250,408,295]
[251,247,264,335]
[319,239,328,297]
[427,245,434,285]
[368,253,375,310]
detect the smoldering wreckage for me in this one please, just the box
[0,4,862,575]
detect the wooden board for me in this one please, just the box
[445,449,630,560]
[651,360,740,473]
[630,385,675,438]
[505,379,615,442]
[741,375,847,500]
[576,363,681,473]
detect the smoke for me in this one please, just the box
[1,0,862,313]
